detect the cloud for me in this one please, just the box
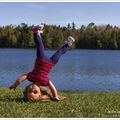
[25,3,47,10]
[0,3,47,10]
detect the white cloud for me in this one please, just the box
[25,3,47,10]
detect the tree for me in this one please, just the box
[87,22,95,28]
[52,30,64,49]
[72,22,76,30]
[67,23,71,30]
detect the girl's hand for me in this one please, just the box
[52,97,60,101]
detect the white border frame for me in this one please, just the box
[0,1,120,2]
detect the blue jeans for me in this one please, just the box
[34,33,69,64]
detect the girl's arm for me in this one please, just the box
[38,94,52,101]
[40,87,60,101]
[40,87,66,101]
[38,94,60,101]
[9,74,27,90]
[48,80,60,101]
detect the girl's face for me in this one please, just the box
[26,84,41,101]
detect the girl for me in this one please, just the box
[9,24,75,101]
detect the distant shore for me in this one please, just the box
[1,23,120,50]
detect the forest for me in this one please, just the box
[0,22,120,49]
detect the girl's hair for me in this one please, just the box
[23,85,30,101]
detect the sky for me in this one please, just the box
[0,2,120,28]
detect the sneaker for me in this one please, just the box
[32,24,44,34]
[64,36,75,47]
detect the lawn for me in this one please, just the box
[0,88,120,118]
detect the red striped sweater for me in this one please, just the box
[27,58,54,86]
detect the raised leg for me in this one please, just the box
[50,36,75,64]
[50,44,69,64]
[34,33,45,59]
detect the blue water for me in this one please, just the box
[0,48,120,92]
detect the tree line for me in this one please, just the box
[0,22,120,49]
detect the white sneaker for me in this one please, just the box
[64,36,75,47]
[32,24,44,34]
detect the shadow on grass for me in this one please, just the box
[12,97,27,103]
[0,96,28,103]
[0,96,52,103]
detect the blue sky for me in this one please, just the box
[0,2,120,28]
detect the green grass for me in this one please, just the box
[0,88,120,118]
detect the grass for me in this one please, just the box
[0,88,120,118]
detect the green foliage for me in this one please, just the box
[1,22,120,49]
[1,88,120,117]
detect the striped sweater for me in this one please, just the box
[27,58,54,86]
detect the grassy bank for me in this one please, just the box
[0,88,120,118]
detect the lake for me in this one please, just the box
[0,48,120,92]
